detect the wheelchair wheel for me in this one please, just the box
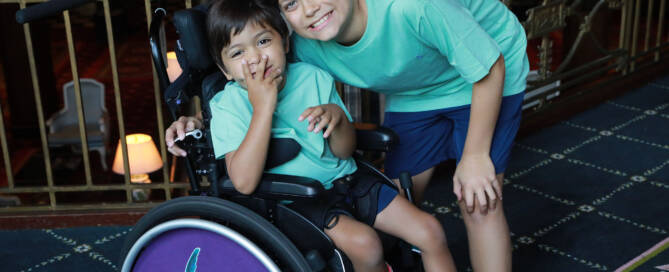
[124,218,279,271]
[120,196,312,271]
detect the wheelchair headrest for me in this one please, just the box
[173,5,213,71]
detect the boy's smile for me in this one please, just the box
[279,0,367,45]
[220,22,288,90]
[309,10,333,31]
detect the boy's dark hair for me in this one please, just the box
[207,0,289,70]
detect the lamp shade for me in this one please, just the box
[112,134,163,176]
[166,51,182,83]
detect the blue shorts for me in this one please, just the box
[376,184,397,213]
[383,92,524,179]
[288,167,399,229]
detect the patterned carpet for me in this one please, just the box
[425,74,669,271]
[0,75,667,271]
[0,226,130,272]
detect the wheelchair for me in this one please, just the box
[120,4,422,272]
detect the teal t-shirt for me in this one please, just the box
[210,62,357,189]
[292,0,529,112]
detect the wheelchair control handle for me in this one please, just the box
[174,129,206,157]
[183,129,203,140]
[16,0,95,24]
[174,129,203,144]
[399,172,414,203]
[175,129,207,153]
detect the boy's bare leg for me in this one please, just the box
[459,173,511,272]
[392,167,434,202]
[374,195,457,272]
[324,215,386,272]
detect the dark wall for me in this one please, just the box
[0,4,58,138]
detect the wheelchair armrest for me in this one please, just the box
[355,123,398,152]
[218,173,325,201]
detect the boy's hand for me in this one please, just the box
[298,104,346,138]
[453,154,502,214]
[242,55,283,112]
[166,115,203,156]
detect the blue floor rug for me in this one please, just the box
[0,226,131,271]
[424,74,669,271]
[1,75,667,271]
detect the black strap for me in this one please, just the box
[337,171,382,226]
[354,182,382,226]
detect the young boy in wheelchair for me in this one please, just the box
[202,0,456,271]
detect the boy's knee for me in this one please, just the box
[345,229,384,264]
[351,229,383,253]
[406,213,447,251]
[459,201,505,225]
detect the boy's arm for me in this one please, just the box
[299,104,356,159]
[224,107,274,195]
[299,78,356,159]
[326,113,355,159]
[322,104,356,158]
[454,54,505,213]
[225,57,284,195]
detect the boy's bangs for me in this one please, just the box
[224,10,275,45]
[208,0,289,69]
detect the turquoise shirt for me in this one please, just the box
[210,62,357,189]
[292,0,529,112]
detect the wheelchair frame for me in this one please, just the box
[120,4,422,272]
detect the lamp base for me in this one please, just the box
[131,174,151,202]
[130,174,150,184]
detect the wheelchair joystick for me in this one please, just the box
[399,172,414,204]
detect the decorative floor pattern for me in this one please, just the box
[0,226,131,272]
[423,74,669,271]
[0,75,667,271]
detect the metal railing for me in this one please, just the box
[0,0,197,212]
[520,0,668,110]
[0,0,666,212]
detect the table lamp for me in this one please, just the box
[112,133,163,201]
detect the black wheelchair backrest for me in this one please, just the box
[173,5,213,72]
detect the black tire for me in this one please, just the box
[120,196,312,271]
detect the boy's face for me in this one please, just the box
[278,0,354,42]
[220,22,288,89]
